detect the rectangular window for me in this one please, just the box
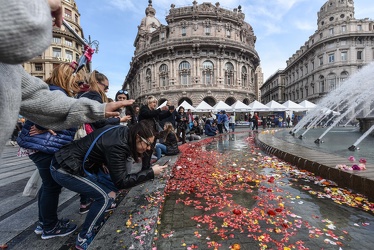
[226,29,231,37]
[341,51,347,61]
[329,28,334,35]
[205,26,210,35]
[35,63,43,71]
[328,53,335,63]
[340,39,347,45]
[341,25,346,33]
[66,50,73,61]
[319,56,323,66]
[65,39,72,46]
[52,48,61,58]
[181,27,186,36]
[357,24,362,31]
[357,50,363,60]
[319,32,323,39]
[75,14,79,23]
[160,32,165,40]
[53,37,61,44]
[64,8,72,19]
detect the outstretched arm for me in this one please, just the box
[19,67,133,130]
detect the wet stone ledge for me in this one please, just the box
[256,133,374,202]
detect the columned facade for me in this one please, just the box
[261,0,374,105]
[124,1,261,107]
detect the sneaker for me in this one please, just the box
[105,201,117,212]
[34,218,70,235]
[79,201,93,214]
[41,220,77,240]
[34,222,43,235]
[75,232,94,250]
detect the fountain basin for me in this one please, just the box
[357,117,374,135]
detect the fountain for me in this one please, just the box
[291,62,374,150]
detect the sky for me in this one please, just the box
[74,0,373,99]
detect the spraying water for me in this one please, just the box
[292,62,374,142]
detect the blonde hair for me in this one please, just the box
[87,70,109,103]
[146,95,158,105]
[163,122,178,141]
[45,63,84,96]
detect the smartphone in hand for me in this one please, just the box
[160,159,171,166]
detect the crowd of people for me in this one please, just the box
[1,1,303,249]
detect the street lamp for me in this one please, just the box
[62,20,99,73]
[84,35,99,54]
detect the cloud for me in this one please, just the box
[107,0,140,13]
[293,20,315,31]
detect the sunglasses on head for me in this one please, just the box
[118,90,128,94]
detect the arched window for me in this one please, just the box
[339,71,349,88]
[202,60,214,85]
[179,61,191,85]
[319,75,325,93]
[327,73,336,91]
[203,96,216,107]
[159,64,168,87]
[146,68,152,90]
[225,62,234,86]
[241,66,247,87]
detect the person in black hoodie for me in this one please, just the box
[114,89,136,127]
[138,95,172,170]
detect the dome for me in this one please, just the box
[139,0,161,33]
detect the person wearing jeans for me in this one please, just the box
[155,143,167,160]
[50,122,167,250]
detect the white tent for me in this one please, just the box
[265,100,287,111]
[247,100,269,111]
[282,100,306,111]
[177,100,196,111]
[213,101,233,112]
[157,101,167,109]
[231,100,252,112]
[194,100,213,112]
[320,107,341,115]
[299,100,317,111]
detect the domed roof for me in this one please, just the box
[139,0,161,33]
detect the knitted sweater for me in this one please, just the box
[0,0,106,158]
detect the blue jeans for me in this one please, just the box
[29,152,61,230]
[155,143,167,160]
[50,164,114,237]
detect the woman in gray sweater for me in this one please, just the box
[0,0,130,158]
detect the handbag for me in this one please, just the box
[153,118,163,132]
[74,123,94,140]
[22,169,42,198]
[165,144,179,156]
[74,125,87,140]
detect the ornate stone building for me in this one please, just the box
[123,0,262,107]
[261,0,374,104]
[23,0,85,80]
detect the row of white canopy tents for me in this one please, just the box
[173,100,317,113]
